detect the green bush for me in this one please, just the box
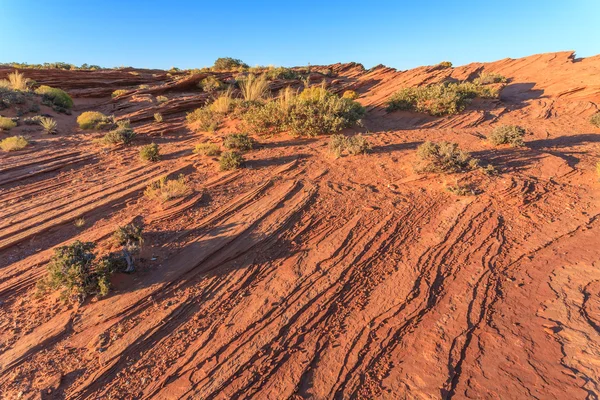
[591,112,600,128]
[35,85,73,109]
[219,151,244,171]
[287,88,365,137]
[0,135,29,151]
[213,57,248,71]
[186,107,221,132]
[140,143,160,161]
[0,116,17,130]
[77,111,114,130]
[488,125,525,147]
[194,142,221,156]
[264,67,300,80]
[387,81,501,116]
[223,133,253,151]
[240,100,288,135]
[342,90,359,100]
[102,121,135,145]
[415,141,478,173]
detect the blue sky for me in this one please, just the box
[1,0,598,70]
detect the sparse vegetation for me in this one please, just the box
[77,111,114,130]
[475,72,507,85]
[154,112,163,123]
[480,163,499,176]
[213,57,248,71]
[209,90,234,114]
[74,218,86,228]
[39,117,58,134]
[139,143,160,162]
[436,61,453,68]
[194,142,221,156]
[112,89,128,98]
[144,174,191,202]
[223,133,253,151]
[35,85,73,110]
[240,74,269,102]
[488,125,525,147]
[342,90,359,100]
[387,81,501,116]
[591,112,600,128]
[219,151,244,171]
[0,71,31,91]
[112,223,144,273]
[0,116,17,130]
[186,107,221,132]
[415,141,478,173]
[198,76,226,92]
[156,95,168,104]
[23,115,44,125]
[328,134,370,157]
[102,120,135,145]
[0,135,29,151]
[446,183,477,196]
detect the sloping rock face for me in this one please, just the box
[0,52,599,399]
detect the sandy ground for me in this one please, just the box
[0,51,599,399]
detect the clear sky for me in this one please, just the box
[1,0,598,70]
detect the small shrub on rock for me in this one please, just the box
[591,112,600,128]
[0,116,17,130]
[154,112,163,123]
[198,76,226,92]
[223,133,253,151]
[39,117,57,134]
[112,89,128,98]
[144,174,191,202]
[475,72,507,85]
[488,125,525,147]
[186,107,221,132]
[342,90,359,100]
[213,57,248,71]
[194,142,221,156]
[0,135,29,151]
[35,85,73,109]
[140,143,160,162]
[219,151,244,171]
[77,111,114,130]
[102,120,135,145]
[156,95,168,104]
[415,141,478,173]
[328,134,370,157]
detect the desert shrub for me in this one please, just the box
[112,223,144,273]
[436,61,453,68]
[475,72,507,85]
[387,81,500,116]
[488,125,525,147]
[287,87,365,136]
[346,134,371,155]
[213,57,248,71]
[198,75,226,92]
[74,217,85,228]
[35,85,73,109]
[102,121,135,145]
[0,87,26,109]
[591,112,600,128]
[77,111,114,130]
[144,174,191,202]
[154,112,163,123]
[23,115,44,125]
[39,117,57,134]
[342,90,359,100]
[112,89,128,98]
[156,95,168,104]
[194,142,221,156]
[264,67,299,80]
[415,141,478,173]
[209,90,234,114]
[186,107,221,132]
[328,134,370,157]
[0,116,17,130]
[223,133,253,151]
[240,101,288,135]
[480,164,499,176]
[140,143,160,161]
[0,135,29,151]
[219,151,244,171]
[0,71,31,91]
[138,84,149,90]
[240,74,269,102]
[37,241,101,301]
